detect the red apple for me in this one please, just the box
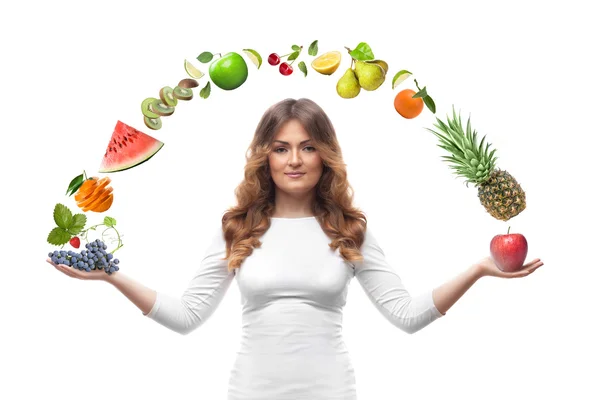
[490,229,528,272]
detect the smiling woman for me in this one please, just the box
[268,119,324,211]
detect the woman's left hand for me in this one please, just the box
[475,256,544,278]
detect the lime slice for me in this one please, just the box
[184,59,204,79]
[243,49,262,69]
[392,70,412,89]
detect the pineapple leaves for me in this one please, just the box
[426,105,500,185]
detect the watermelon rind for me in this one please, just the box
[99,120,165,173]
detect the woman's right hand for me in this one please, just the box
[46,258,109,281]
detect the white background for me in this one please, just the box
[2,0,598,399]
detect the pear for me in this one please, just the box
[336,68,361,99]
[354,60,386,91]
[367,59,388,74]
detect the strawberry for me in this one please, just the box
[69,236,81,249]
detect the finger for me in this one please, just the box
[524,261,544,272]
[523,258,541,268]
[59,265,78,278]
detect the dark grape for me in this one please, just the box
[48,239,121,275]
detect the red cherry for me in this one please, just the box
[69,236,80,249]
[279,62,293,75]
[268,53,280,66]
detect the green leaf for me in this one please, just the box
[48,227,71,246]
[104,216,117,227]
[68,214,87,235]
[53,204,72,230]
[65,173,84,197]
[424,95,436,114]
[292,45,301,51]
[287,51,299,61]
[298,61,307,77]
[349,42,374,61]
[413,86,428,99]
[197,52,213,63]
[308,40,318,56]
[200,81,211,99]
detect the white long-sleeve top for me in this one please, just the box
[144,216,444,399]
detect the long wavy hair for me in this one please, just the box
[221,98,368,272]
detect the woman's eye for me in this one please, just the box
[274,147,315,153]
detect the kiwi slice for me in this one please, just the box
[173,86,193,100]
[178,78,199,89]
[159,86,178,107]
[149,99,175,116]
[141,97,160,118]
[144,115,162,130]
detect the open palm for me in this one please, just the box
[476,256,544,278]
[46,258,108,281]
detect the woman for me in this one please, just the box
[47,98,543,399]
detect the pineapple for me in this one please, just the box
[426,106,526,221]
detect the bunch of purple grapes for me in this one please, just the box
[48,239,120,275]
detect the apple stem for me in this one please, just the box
[507,226,511,234]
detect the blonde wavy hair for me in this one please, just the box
[221,98,368,272]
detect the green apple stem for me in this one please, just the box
[507,226,511,234]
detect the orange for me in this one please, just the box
[394,89,424,119]
[92,194,113,213]
[74,178,98,202]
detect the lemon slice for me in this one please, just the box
[243,49,262,69]
[311,51,342,75]
[392,70,412,89]
[184,59,204,79]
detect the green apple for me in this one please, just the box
[208,52,248,90]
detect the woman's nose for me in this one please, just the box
[289,150,302,165]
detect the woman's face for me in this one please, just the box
[268,119,323,196]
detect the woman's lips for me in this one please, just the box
[285,173,305,178]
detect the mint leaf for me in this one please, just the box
[349,42,374,61]
[68,214,87,235]
[197,51,213,63]
[48,227,71,246]
[308,40,318,56]
[298,61,307,77]
[292,45,301,51]
[424,95,436,114]
[200,81,211,99]
[66,173,84,197]
[104,216,116,227]
[53,204,72,230]
[287,51,299,61]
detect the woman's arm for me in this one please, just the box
[431,265,480,316]
[352,228,445,335]
[432,256,543,315]
[105,272,157,315]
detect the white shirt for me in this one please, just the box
[144,216,444,399]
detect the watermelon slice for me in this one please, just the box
[99,120,164,173]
